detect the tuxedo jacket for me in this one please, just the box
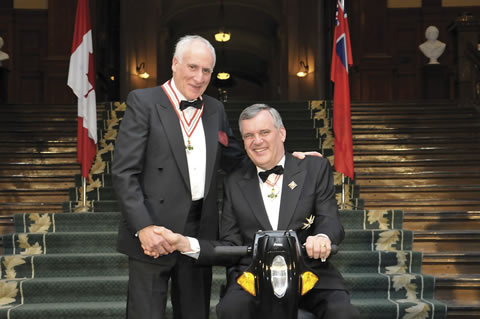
[112,85,244,265]
[198,153,347,290]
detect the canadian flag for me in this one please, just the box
[67,0,97,178]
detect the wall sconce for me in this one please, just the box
[296,61,309,77]
[136,62,150,79]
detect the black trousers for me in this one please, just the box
[126,200,212,319]
[216,283,360,319]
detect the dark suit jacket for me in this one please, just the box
[112,85,244,265]
[197,153,347,290]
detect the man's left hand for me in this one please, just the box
[305,235,331,262]
[292,151,323,159]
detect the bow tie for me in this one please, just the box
[179,99,203,111]
[258,165,284,183]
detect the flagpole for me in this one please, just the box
[82,176,87,207]
[75,176,89,212]
[341,173,345,209]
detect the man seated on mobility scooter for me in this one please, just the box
[152,104,360,319]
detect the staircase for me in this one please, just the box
[0,105,83,236]
[351,101,480,317]
[0,100,452,318]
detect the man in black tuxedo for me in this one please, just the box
[112,35,245,319]
[157,104,360,319]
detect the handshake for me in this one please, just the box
[137,225,192,259]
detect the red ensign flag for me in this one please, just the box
[331,0,354,179]
[67,0,97,178]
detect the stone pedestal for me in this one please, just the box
[0,67,8,104]
[422,64,449,99]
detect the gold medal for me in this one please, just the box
[267,187,278,199]
[185,139,194,152]
[265,174,280,200]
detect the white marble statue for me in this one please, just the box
[0,37,9,67]
[419,26,446,64]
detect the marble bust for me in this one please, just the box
[0,37,9,67]
[419,26,446,64]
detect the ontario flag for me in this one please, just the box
[331,0,354,179]
[67,0,97,178]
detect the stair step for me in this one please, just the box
[355,166,480,174]
[403,211,480,231]
[354,154,480,163]
[360,187,480,197]
[0,158,78,165]
[357,178,480,186]
[11,276,127,304]
[354,143,480,152]
[363,200,480,212]
[444,302,480,319]
[352,124,479,131]
[435,276,480,305]
[0,202,63,215]
[0,176,75,191]
[0,146,77,153]
[351,113,477,120]
[0,301,127,319]
[354,132,480,140]
[0,124,77,132]
[412,231,480,253]
[421,252,480,276]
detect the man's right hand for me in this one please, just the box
[153,226,192,253]
[138,225,175,258]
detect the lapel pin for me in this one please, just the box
[288,181,297,190]
[302,215,315,230]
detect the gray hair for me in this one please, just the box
[174,35,216,68]
[239,104,284,134]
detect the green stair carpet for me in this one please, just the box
[0,209,447,318]
[0,101,447,318]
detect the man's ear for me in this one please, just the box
[280,127,286,142]
[171,57,178,73]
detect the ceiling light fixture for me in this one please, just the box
[215,0,230,42]
[217,72,230,80]
[215,31,231,43]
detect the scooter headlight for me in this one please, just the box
[271,255,288,298]
[300,271,318,295]
[237,272,256,296]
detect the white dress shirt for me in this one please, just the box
[170,79,206,201]
[256,156,285,230]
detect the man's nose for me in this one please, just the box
[193,70,205,82]
[253,135,263,145]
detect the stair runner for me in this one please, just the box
[0,101,447,318]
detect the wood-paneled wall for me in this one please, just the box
[1,0,480,103]
[349,0,480,101]
[13,11,48,104]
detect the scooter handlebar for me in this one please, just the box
[213,245,250,257]
[213,244,338,258]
